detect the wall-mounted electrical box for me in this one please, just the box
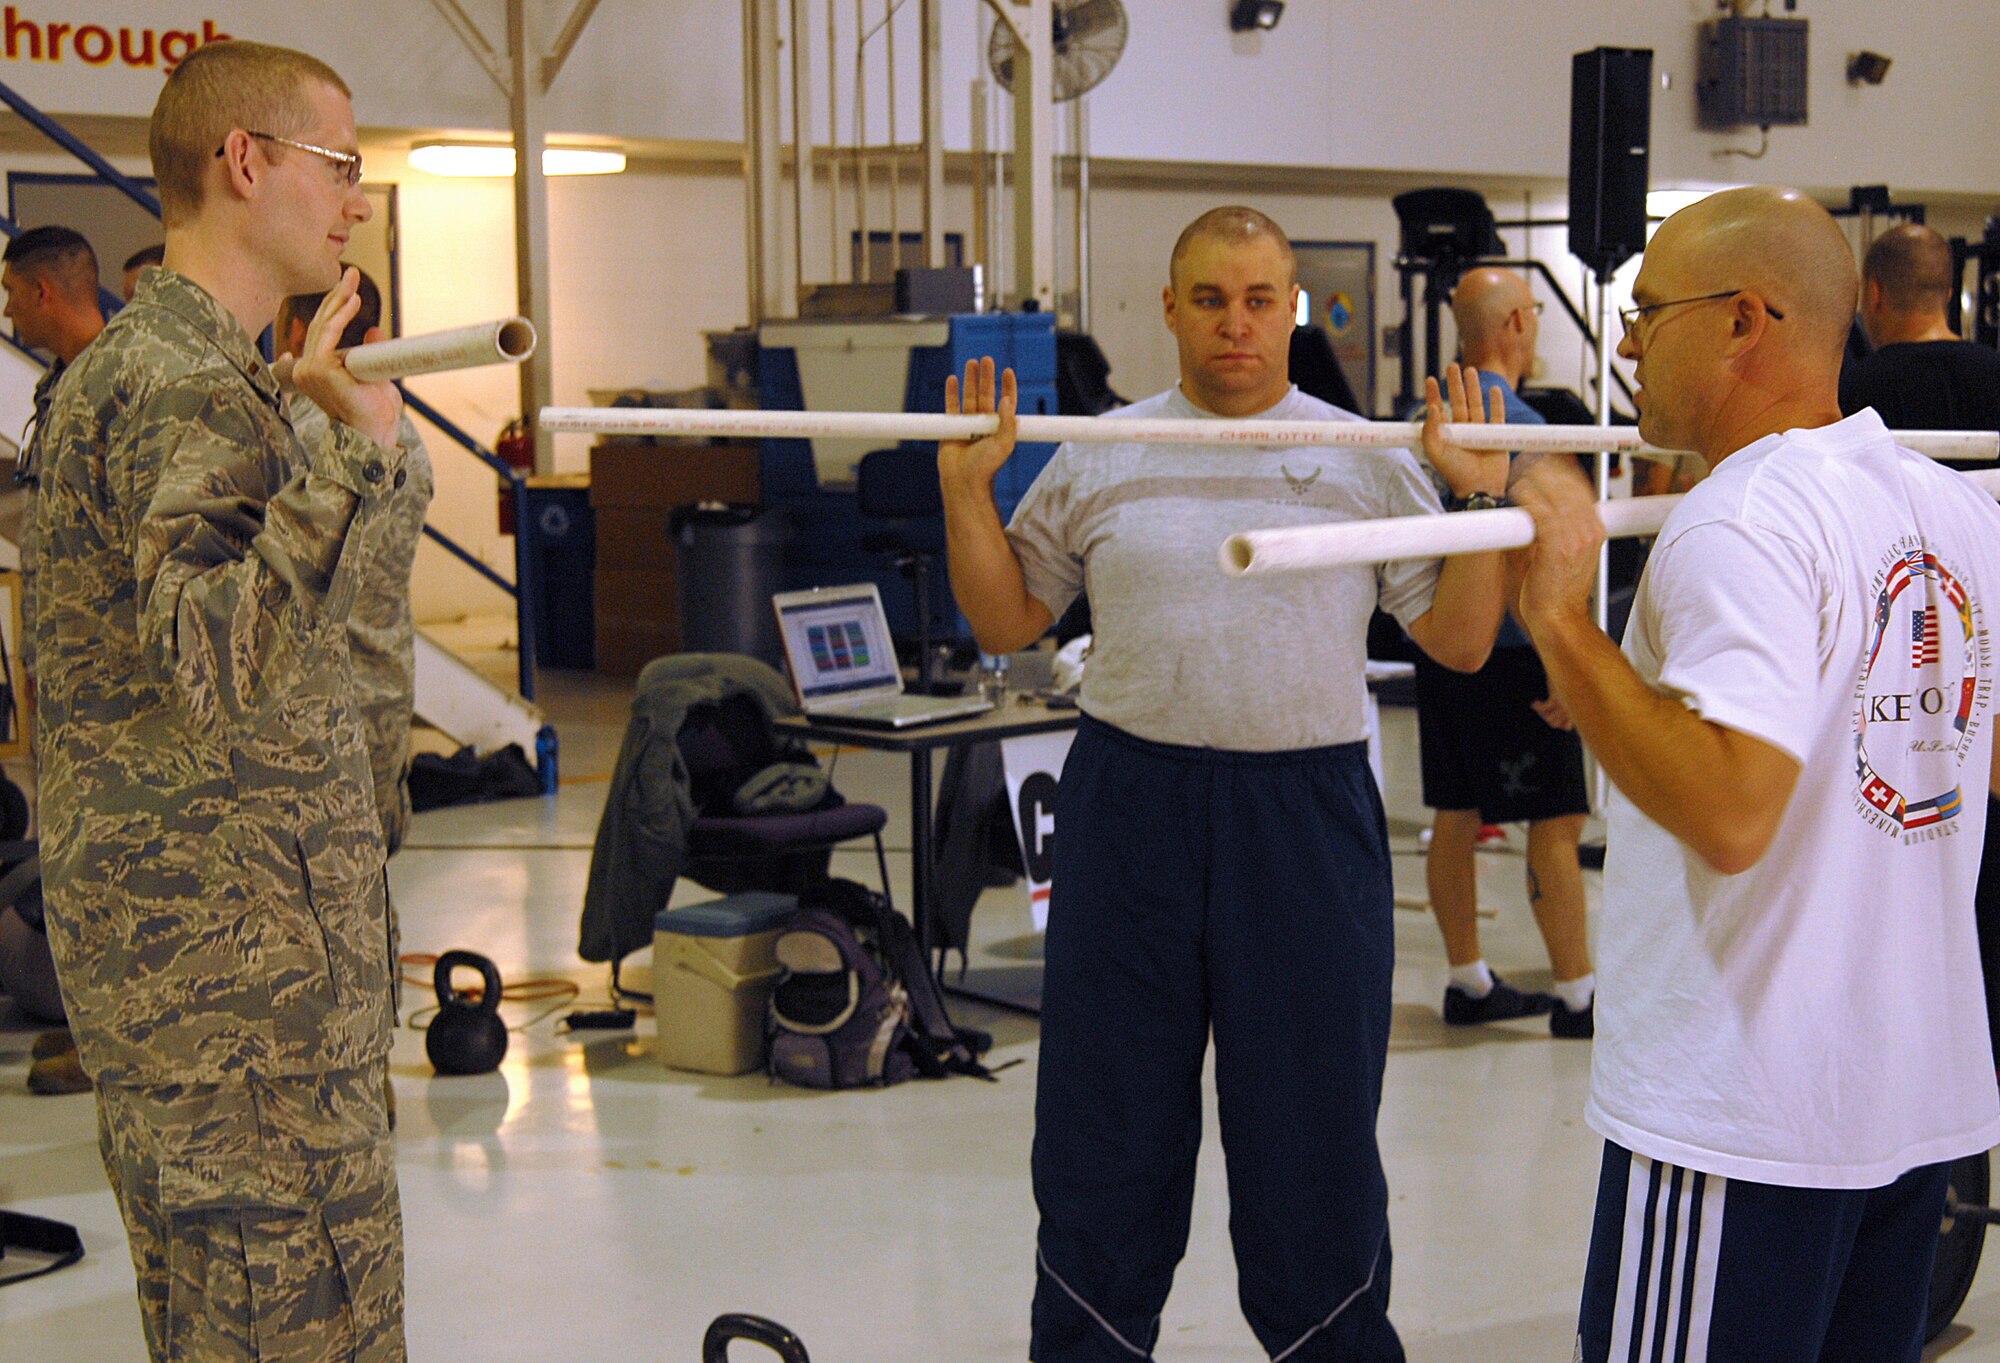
[1697,16,1809,129]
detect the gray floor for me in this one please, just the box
[5,671,2000,1361]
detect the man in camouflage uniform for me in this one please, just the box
[1,226,109,1092]
[34,40,406,1361]
[5,224,108,681]
[278,268,435,856]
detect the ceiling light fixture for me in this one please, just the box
[409,142,627,177]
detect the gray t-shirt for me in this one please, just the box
[1006,384,1444,751]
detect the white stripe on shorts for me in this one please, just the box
[1607,1154,1728,1363]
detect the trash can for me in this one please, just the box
[521,482,595,669]
[653,893,798,1075]
[673,504,792,670]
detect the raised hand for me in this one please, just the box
[289,266,402,449]
[938,356,1017,494]
[1420,363,1510,503]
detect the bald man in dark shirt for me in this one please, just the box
[1840,223,2000,442]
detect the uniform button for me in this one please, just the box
[393,468,407,490]
[362,461,386,484]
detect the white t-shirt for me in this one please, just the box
[1004,385,1443,751]
[1589,410,2000,1189]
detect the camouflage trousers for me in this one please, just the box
[95,1061,405,1363]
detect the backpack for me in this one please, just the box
[766,879,996,1089]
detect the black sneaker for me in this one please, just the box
[1442,974,1557,1026]
[1550,998,1595,1039]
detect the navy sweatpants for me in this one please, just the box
[1031,715,1404,1362]
[1577,1142,1950,1363]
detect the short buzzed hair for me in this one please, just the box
[1863,224,1956,315]
[149,40,350,228]
[1169,206,1295,288]
[3,226,99,303]
[280,266,383,351]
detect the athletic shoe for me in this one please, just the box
[29,1027,75,1061]
[27,1047,88,1095]
[1550,998,1595,1039]
[1443,974,1557,1025]
[1476,824,1508,846]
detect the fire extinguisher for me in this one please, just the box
[496,418,533,534]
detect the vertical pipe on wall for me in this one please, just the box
[854,0,868,280]
[827,0,842,282]
[1073,95,1091,331]
[885,0,900,275]
[790,0,812,311]
[920,0,943,271]
[507,0,555,474]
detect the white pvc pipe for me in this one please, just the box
[276,318,538,386]
[535,404,2000,464]
[1222,468,2000,577]
[539,405,1628,451]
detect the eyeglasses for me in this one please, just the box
[1519,301,1545,316]
[1618,289,1783,338]
[215,131,363,188]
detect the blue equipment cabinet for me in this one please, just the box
[756,312,1058,642]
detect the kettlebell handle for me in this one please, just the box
[434,950,504,1015]
[701,1314,810,1363]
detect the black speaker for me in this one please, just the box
[1569,47,1653,278]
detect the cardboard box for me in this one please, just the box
[594,567,677,623]
[594,565,679,676]
[595,618,681,676]
[589,442,760,509]
[594,506,679,571]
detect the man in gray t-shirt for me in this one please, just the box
[940,206,1510,1363]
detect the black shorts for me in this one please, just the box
[1412,646,1589,822]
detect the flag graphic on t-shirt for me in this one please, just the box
[1912,606,1941,667]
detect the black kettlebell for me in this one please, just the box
[426,950,508,1075]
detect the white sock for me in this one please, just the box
[1449,960,1495,998]
[1555,973,1596,1012]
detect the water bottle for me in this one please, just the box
[977,652,1010,706]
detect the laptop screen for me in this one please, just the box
[777,590,901,700]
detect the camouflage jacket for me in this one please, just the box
[34,268,406,1086]
[291,396,434,854]
[15,358,65,677]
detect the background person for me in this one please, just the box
[121,242,165,303]
[1410,265,1595,1037]
[1840,222,2000,439]
[34,40,408,1360]
[1,225,108,1094]
[1512,186,2000,1363]
[941,205,1510,1363]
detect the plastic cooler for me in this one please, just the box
[653,893,799,1075]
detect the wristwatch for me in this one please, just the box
[1446,490,1506,512]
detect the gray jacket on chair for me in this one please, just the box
[578,653,801,964]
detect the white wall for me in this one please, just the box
[10,2,1999,196]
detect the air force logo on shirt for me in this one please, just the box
[1854,537,1992,842]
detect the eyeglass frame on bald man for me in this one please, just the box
[213,131,363,188]
[1618,289,1783,340]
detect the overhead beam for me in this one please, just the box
[429,0,512,96]
[542,0,603,91]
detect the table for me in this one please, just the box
[776,693,1080,1014]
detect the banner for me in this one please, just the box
[1000,730,1073,933]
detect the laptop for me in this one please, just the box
[772,583,995,729]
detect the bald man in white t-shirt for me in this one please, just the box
[1513,187,2000,1362]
